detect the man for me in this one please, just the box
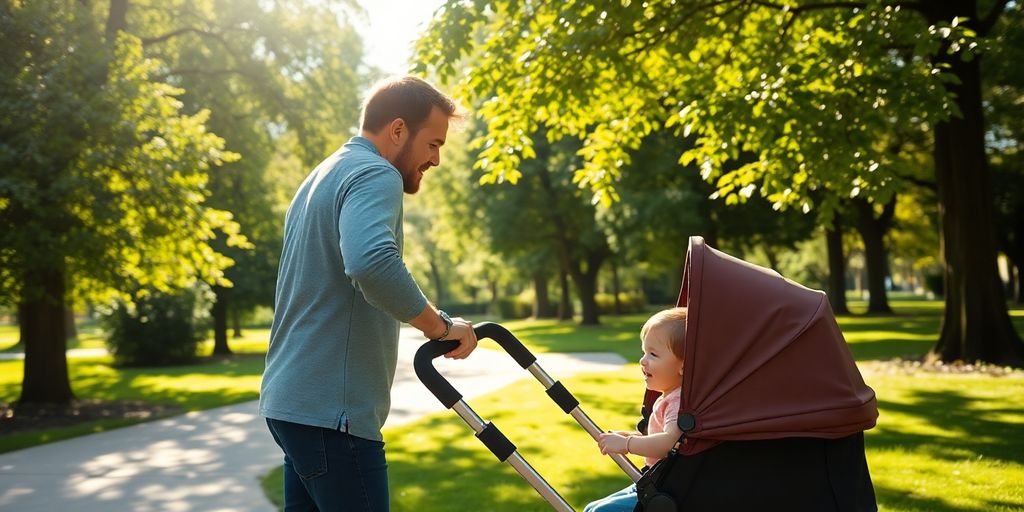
[260,76,478,511]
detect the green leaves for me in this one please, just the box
[413,0,967,220]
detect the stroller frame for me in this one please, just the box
[415,322,641,511]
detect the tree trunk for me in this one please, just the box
[65,307,77,341]
[825,217,850,315]
[925,5,1024,365]
[19,266,74,405]
[429,259,444,304]
[1017,263,1024,304]
[105,0,128,40]
[558,265,573,320]
[569,250,608,325]
[853,197,895,314]
[611,259,622,315]
[574,268,601,325]
[211,287,232,355]
[532,272,554,318]
[232,308,243,338]
[15,302,27,348]
[489,278,499,315]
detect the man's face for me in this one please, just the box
[393,106,449,194]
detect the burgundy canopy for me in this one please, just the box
[658,236,877,456]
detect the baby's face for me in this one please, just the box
[638,325,684,393]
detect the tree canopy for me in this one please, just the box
[415,0,1024,365]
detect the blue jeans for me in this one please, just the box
[584,484,638,512]
[266,418,389,511]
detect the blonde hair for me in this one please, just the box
[640,307,687,360]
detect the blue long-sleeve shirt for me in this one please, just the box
[259,136,428,441]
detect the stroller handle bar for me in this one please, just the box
[414,323,642,511]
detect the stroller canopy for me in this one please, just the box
[673,236,877,455]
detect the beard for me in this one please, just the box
[394,140,426,194]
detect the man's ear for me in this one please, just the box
[387,118,407,145]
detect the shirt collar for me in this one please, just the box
[347,135,382,157]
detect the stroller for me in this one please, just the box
[415,236,878,511]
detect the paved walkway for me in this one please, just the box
[0,328,626,511]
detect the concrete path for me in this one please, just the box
[0,328,626,511]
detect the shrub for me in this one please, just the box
[596,292,647,315]
[496,296,532,319]
[101,287,211,367]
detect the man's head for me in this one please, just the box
[360,76,459,193]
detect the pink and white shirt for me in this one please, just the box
[644,387,681,467]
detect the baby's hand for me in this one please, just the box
[597,432,629,455]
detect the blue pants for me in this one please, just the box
[266,418,389,511]
[584,483,638,512]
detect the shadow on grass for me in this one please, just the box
[387,415,560,511]
[873,478,1024,512]
[871,388,1023,465]
[873,482,979,512]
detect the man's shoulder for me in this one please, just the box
[337,145,400,182]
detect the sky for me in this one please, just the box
[356,0,447,76]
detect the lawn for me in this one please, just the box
[2,299,1023,511]
[260,299,1024,512]
[0,329,270,453]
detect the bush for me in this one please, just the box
[496,296,532,319]
[102,287,211,367]
[596,292,647,315]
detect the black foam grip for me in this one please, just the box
[476,422,517,462]
[545,381,580,414]
[413,340,463,408]
[474,322,537,369]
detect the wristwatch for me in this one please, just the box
[432,310,453,341]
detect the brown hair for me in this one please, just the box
[641,307,687,360]
[360,76,458,135]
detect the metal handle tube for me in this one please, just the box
[570,408,644,482]
[527,362,643,483]
[506,453,574,512]
[415,336,575,511]
[451,400,573,511]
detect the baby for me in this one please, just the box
[584,307,687,512]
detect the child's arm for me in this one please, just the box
[598,422,683,459]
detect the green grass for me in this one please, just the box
[377,367,1024,512]
[2,320,111,352]
[498,313,652,361]
[0,329,269,453]
[4,299,1024,511]
[863,367,1024,510]
[260,298,1024,511]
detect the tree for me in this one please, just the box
[131,0,368,353]
[472,132,613,324]
[416,0,1024,366]
[824,209,851,315]
[852,196,895,314]
[1,1,244,403]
